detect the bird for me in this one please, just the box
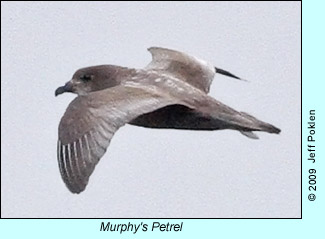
[55,47,281,194]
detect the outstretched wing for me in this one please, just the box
[127,72,280,138]
[145,47,244,94]
[190,95,281,136]
[57,85,177,193]
[145,47,216,93]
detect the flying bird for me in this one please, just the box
[55,47,281,193]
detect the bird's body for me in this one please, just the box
[55,47,281,193]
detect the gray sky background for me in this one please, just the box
[1,2,301,218]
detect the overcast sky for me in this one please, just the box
[1,2,301,218]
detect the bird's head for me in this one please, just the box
[55,65,122,96]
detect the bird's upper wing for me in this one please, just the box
[145,47,216,93]
[57,85,178,193]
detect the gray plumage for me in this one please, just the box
[55,47,280,193]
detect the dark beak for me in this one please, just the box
[55,82,73,96]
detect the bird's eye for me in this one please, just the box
[80,74,92,82]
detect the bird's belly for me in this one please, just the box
[129,104,226,130]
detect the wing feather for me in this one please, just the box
[146,47,215,93]
[57,85,177,193]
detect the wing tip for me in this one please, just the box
[65,181,87,194]
[265,125,281,134]
[214,67,248,82]
[70,187,85,194]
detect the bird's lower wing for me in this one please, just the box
[57,85,178,193]
[191,95,281,136]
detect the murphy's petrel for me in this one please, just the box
[55,47,281,193]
